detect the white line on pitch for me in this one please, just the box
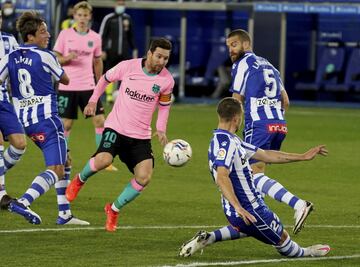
[0,224,359,234]
[157,254,360,267]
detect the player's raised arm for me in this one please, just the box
[54,50,78,66]
[252,145,328,164]
[83,75,109,117]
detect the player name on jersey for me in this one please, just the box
[14,56,33,66]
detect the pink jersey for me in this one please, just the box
[53,28,102,91]
[90,58,174,139]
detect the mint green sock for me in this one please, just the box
[79,160,97,182]
[114,182,142,210]
[95,133,102,148]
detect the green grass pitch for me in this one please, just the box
[0,104,359,267]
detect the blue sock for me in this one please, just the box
[19,170,58,207]
[3,145,25,172]
[253,173,305,210]
[55,166,71,218]
[209,225,247,244]
[275,235,304,257]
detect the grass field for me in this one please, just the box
[0,104,359,267]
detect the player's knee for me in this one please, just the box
[62,119,73,131]
[14,138,27,150]
[95,153,113,170]
[10,134,27,150]
[49,165,65,180]
[278,230,289,246]
[135,170,152,186]
[93,115,105,127]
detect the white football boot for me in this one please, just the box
[179,230,210,257]
[305,244,331,257]
[293,201,314,234]
[56,215,90,225]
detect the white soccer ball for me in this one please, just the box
[163,139,192,167]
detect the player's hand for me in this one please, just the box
[235,207,257,225]
[101,51,107,61]
[153,131,168,146]
[84,102,97,117]
[67,51,78,61]
[303,145,328,160]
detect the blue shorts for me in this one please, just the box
[25,116,67,166]
[0,101,24,137]
[244,120,287,164]
[226,205,284,245]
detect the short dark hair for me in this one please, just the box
[227,29,251,45]
[149,38,172,53]
[16,11,45,42]
[217,97,243,122]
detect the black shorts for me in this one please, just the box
[58,90,105,119]
[94,128,154,173]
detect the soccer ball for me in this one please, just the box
[163,139,192,167]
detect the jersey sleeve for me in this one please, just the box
[214,134,236,169]
[53,30,65,54]
[94,34,102,58]
[0,54,9,82]
[41,51,64,81]
[230,57,249,96]
[240,140,258,159]
[9,36,19,51]
[104,60,127,82]
[159,76,174,106]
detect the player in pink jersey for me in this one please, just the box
[66,38,174,232]
[53,2,116,171]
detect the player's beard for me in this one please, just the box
[231,50,245,63]
[151,62,163,73]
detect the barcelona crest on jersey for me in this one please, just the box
[152,84,160,94]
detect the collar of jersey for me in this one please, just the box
[142,67,158,76]
[20,44,38,49]
[73,27,89,35]
[214,128,233,136]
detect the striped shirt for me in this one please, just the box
[208,129,265,215]
[230,52,285,124]
[0,44,64,127]
[0,31,18,102]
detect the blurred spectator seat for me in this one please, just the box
[186,39,228,87]
[295,44,345,92]
[324,48,360,93]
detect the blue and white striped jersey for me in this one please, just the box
[230,52,285,124]
[0,31,18,102]
[208,129,265,215]
[0,44,64,127]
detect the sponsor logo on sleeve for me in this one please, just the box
[217,148,227,160]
